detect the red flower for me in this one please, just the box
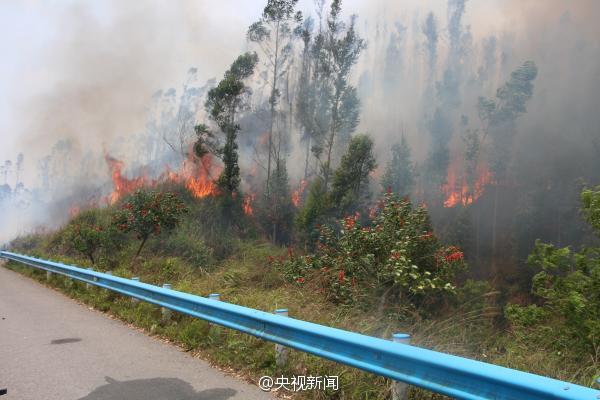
[445,251,464,262]
[296,277,305,284]
[338,270,346,282]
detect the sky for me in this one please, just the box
[0,0,598,187]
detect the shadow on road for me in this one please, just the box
[79,377,237,400]
[50,337,82,345]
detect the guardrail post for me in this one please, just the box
[131,277,140,303]
[103,271,112,294]
[391,333,411,400]
[274,308,289,367]
[161,284,172,323]
[86,268,93,289]
[207,294,220,328]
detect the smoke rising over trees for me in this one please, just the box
[1,0,599,287]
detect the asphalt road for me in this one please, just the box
[0,265,273,400]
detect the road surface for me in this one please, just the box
[0,265,273,400]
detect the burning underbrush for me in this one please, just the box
[104,153,221,205]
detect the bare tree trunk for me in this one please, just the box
[491,184,499,277]
[266,21,281,198]
[304,135,311,179]
[135,237,148,258]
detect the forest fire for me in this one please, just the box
[243,192,256,216]
[104,153,221,204]
[69,206,80,218]
[443,163,493,208]
[291,179,308,207]
[105,155,149,204]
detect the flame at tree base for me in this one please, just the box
[291,179,308,207]
[443,162,493,208]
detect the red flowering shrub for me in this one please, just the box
[273,192,466,308]
[113,190,188,257]
[62,209,121,265]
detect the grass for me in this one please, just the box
[4,229,599,398]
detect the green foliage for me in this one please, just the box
[381,135,415,197]
[258,158,294,245]
[424,108,451,190]
[294,178,333,247]
[581,185,600,233]
[195,52,258,199]
[62,209,121,265]
[146,223,214,271]
[248,0,302,195]
[330,134,377,216]
[277,192,466,310]
[478,61,538,178]
[113,190,188,257]
[320,7,366,187]
[506,188,600,362]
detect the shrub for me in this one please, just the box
[62,209,121,265]
[113,190,188,257]
[147,222,214,271]
[273,192,466,310]
[506,187,600,364]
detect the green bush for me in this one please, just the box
[146,222,214,271]
[506,187,600,365]
[273,192,466,311]
[113,190,188,257]
[60,209,122,266]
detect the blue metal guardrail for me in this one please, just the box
[1,250,599,400]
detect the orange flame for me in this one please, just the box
[443,162,492,208]
[104,153,221,204]
[69,206,81,218]
[105,155,149,204]
[243,192,256,216]
[291,179,308,207]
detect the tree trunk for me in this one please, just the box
[135,237,148,258]
[266,21,281,198]
[304,135,311,179]
[491,184,499,277]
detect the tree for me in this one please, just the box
[2,160,12,185]
[295,178,331,247]
[581,185,600,234]
[15,153,24,187]
[114,190,188,257]
[295,16,319,179]
[321,4,365,189]
[330,134,376,216]
[478,61,538,271]
[63,210,119,265]
[381,135,415,197]
[194,52,259,200]
[262,158,294,244]
[248,0,302,196]
[424,108,452,203]
[157,69,207,163]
